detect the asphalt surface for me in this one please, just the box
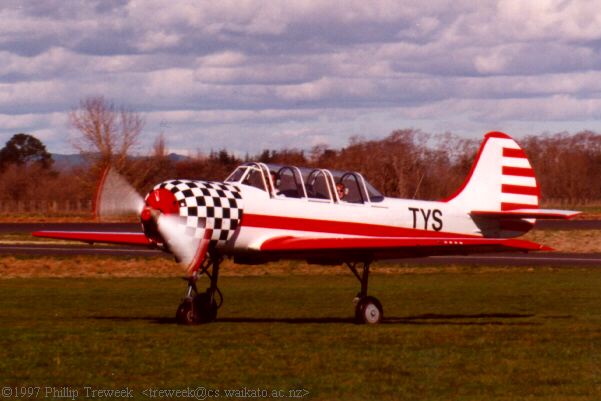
[0,222,141,233]
[401,253,601,267]
[1,221,600,266]
[535,220,601,230]
[0,243,163,257]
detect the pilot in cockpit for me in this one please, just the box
[270,171,282,196]
[336,182,346,201]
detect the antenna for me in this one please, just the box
[413,173,425,199]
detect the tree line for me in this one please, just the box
[165,129,601,206]
[0,96,600,209]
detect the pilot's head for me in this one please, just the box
[336,183,345,200]
[270,171,279,188]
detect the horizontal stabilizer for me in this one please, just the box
[470,208,580,220]
[33,231,151,246]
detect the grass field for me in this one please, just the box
[1,267,601,400]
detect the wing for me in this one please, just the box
[32,231,151,246]
[259,235,552,260]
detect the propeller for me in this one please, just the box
[156,214,212,275]
[95,167,210,275]
[95,167,145,220]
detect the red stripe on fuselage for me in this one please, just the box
[502,166,535,177]
[240,214,478,238]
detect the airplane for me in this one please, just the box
[34,131,580,325]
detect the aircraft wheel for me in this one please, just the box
[176,298,198,325]
[193,292,218,323]
[355,296,383,324]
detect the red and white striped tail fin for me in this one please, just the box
[445,132,540,212]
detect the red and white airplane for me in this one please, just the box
[34,132,579,325]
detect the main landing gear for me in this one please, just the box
[346,261,383,324]
[176,254,223,325]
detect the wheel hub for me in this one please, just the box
[364,303,380,323]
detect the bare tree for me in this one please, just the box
[68,96,144,202]
[129,132,176,194]
[152,132,167,159]
[69,96,144,171]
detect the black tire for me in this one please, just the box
[355,296,383,324]
[176,298,198,325]
[193,292,218,323]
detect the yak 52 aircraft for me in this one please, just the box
[34,132,579,325]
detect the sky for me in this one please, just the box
[1,0,601,156]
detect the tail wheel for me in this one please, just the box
[355,296,383,324]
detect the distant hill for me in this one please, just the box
[51,153,87,170]
[165,153,190,162]
[51,153,190,169]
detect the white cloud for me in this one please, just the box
[136,31,182,52]
[497,0,601,42]
[0,0,600,155]
[473,47,512,75]
[198,51,247,67]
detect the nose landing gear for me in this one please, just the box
[176,254,223,325]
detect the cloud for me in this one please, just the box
[0,1,600,155]
[496,0,601,42]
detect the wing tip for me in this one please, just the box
[32,230,151,246]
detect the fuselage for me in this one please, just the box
[230,184,480,253]
[146,156,539,262]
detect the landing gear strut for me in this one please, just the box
[346,261,383,324]
[176,253,223,325]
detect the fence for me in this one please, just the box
[0,198,598,215]
[0,200,93,214]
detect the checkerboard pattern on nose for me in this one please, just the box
[152,180,243,245]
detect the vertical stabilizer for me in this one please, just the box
[445,132,540,212]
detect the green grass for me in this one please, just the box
[1,270,601,400]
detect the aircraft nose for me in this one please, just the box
[145,188,180,214]
[141,188,181,244]
[146,180,244,246]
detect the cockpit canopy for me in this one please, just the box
[225,162,384,203]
